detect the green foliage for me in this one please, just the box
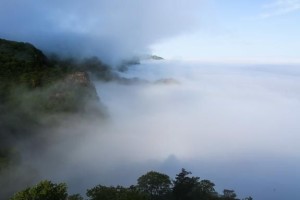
[190,180,218,200]
[10,180,68,200]
[172,169,223,200]
[137,171,172,200]
[0,39,109,116]
[85,169,248,200]
[173,168,200,200]
[9,169,251,200]
[0,38,48,87]
[221,189,238,200]
[87,185,146,200]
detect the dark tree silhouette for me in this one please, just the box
[173,168,200,200]
[137,171,172,200]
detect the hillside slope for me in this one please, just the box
[0,38,104,174]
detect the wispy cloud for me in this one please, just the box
[260,0,300,18]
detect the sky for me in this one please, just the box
[0,0,203,64]
[151,0,300,63]
[1,0,299,64]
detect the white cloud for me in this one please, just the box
[260,0,300,18]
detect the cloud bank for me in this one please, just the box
[0,0,203,64]
[96,61,300,200]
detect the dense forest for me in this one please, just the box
[10,169,252,200]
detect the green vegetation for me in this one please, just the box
[10,180,68,200]
[0,38,47,87]
[87,185,146,200]
[10,169,252,200]
[137,171,172,200]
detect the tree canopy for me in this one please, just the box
[9,169,251,200]
[137,171,172,200]
[10,180,68,200]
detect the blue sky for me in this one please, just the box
[152,0,300,63]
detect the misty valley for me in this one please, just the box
[1,35,300,200]
[0,38,253,200]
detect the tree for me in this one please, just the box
[10,180,68,200]
[137,171,172,200]
[86,185,146,200]
[199,180,216,193]
[222,189,237,200]
[190,179,218,200]
[86,185,117,200]
[172,168,200,200]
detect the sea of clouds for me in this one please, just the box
[17,60,299,200]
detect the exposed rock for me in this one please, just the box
[46,71,100,113]
[65,71,93,87]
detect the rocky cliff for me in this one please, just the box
[0,38,100,113]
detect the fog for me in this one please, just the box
[0,0,203,64]
[3,60,298,200]
[97,61,300,199]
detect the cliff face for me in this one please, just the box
[46,71,100,113]
[0,38,100,113]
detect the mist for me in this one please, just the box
[0,0,204,64]
[2,60,298,200]
[96,61,300,200]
